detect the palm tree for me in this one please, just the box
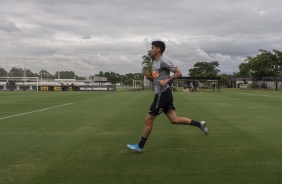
[141,51,153,73]
[141,51,154,90]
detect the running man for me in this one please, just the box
[127,40,208,152]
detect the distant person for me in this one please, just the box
[61,83,65,91]
[71,83,74,91]
[212,83,216,92]
[127,41,208,153]
[189,82,194,91]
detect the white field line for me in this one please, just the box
[0,103,73,120]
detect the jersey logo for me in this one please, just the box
[152,71,159,78]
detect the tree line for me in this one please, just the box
[0,67,142,86]
[0,68,85,80]
[141,49,282,90]
[94,71,141,85]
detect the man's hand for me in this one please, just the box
[145,69,150,78]
[145,69,153,82]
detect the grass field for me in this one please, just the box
[0,89,282,184]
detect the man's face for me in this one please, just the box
[150,45,160,57]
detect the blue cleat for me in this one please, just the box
[200,121,208,136]
[127,144,143,152]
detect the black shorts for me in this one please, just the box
[149,88,175,116]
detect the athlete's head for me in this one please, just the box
[152,41,166,54]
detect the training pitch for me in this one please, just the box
[0,89,282,184]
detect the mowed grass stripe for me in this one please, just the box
[0,90,281,184]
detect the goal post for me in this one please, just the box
[133,80,143,89]
[0,77,39,91]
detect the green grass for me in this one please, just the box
[0,89,282,184]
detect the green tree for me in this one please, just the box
[122,73,142,85]
[238,63,251,78]
[95,71,142,86]
[271,49,282,90]
[219,74,232,88]
[102,72,120,84]
[189,61,220,77]
[54,71,76,79]
[243,49,282,90]
[9,67,24,77]
[0,68,7,77]
[25,69,37,77]
[141,51,153,74]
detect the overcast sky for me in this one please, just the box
[1,0,282,76]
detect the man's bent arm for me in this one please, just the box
[168,68,182,83]
[159,68,182,86]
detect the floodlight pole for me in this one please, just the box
[58,59,60,80]
[23,58,26,78]
[6,58,9,81]
[73,59,76,80]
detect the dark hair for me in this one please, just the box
[152,40,165,54]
